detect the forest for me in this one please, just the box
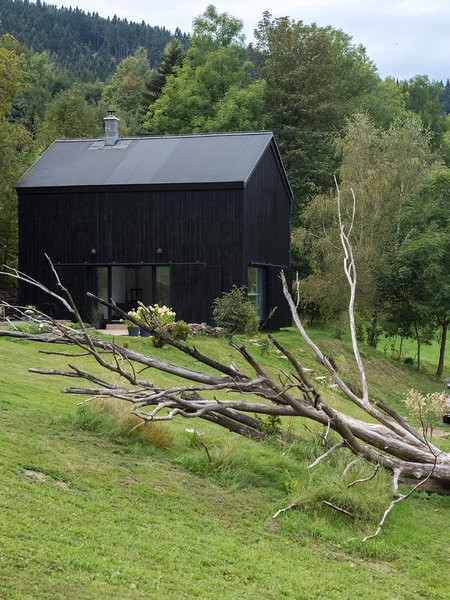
[0,2,449,374]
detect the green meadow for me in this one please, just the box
[0,328,449,599]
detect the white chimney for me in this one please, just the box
[104,112,120,146]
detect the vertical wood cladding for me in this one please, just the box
[19,188,242,265]
[18,187,244,322]
[244,142,292,328]
[171,264,222,323]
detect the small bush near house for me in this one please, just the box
[212,285,260,337]
[171,320,190,341]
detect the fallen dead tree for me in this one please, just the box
[1,185,449,539]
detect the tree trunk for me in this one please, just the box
[436,319,448,378]
[414,322,421,371]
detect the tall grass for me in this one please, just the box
[68,399,175,450]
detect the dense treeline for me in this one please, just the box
[0,4,448,374]
[0,0,188,80]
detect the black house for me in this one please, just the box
[16,121,292,328]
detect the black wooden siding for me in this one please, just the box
[243,142,292,329]
[18,139,291,328]
[18,187,245,323]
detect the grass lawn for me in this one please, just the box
[376,331,447,374]
[0,329,449,599]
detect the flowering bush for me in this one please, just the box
[405,388,447,439]
[144,304,176,327]
[126,304,176,329]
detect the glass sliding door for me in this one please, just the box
[88,265,170,321]
[247,266,267,320]
[155,265,170,306]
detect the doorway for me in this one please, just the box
[88,265,170,321]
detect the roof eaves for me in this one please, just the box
[16,181,246,194]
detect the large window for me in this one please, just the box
[88,265,170,320]
[247,266,267,320]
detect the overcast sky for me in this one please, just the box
[53,0,449,81]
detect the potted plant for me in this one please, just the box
[90,306,106,329]
[125,309,140,336]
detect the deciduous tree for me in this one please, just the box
[0,34,33,270]
[101,47,152,135]
[254,13,378,222]
[296,112,436,320]
[37,85,101,147]
[143,5,265,135]
[378,168,450,375]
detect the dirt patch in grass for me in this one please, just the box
[22,468,48,483]
[21,468,71,491]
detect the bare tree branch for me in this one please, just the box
[307,443,347,469]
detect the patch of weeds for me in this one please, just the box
[334,327,344,340]
[5,321,52,334]
[342,537,399,561]
[285,430,340,463]
[179,433,243,488]
[274,443,395,552]
[257,334,271,356]
[253,413,282,436]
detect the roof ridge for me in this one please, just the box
[53,131,273,144]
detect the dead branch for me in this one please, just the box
[307,442,347,469]
[343,457,362,476]
[272,502,301,520]
[347,464,380,488]
[362,457,437,542]
[322,501,354,518]
[335,177,368,405]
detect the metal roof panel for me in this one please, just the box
[17,132,276,189]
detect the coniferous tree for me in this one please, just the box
[0,0,188,82]
[144,38,185,106]
[440,79,450,114]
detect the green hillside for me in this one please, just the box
[0,0,189,81]
[0,329,448,599]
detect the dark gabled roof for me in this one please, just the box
[17,131,291,195]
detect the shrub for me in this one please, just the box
[354,316,366,343]
[405,388,447,438]
[366,322,382,347]
[212,286,259,337]
[172,320,190,341]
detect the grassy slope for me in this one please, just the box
[0,331,449,599]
